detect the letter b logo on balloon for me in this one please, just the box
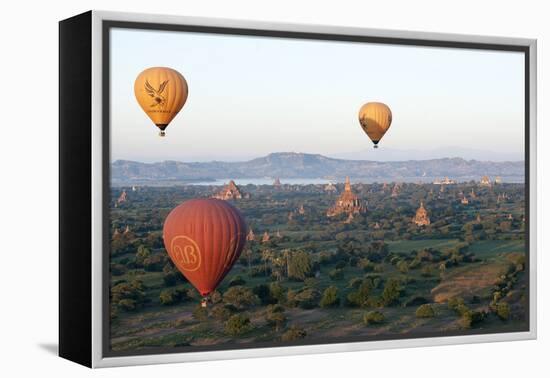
[163,198,247,297]
[169,235,201,272]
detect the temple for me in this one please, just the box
[497,192,509,203]
[246,229,255,242]
[391,183,400,198]
[213,180,244,200]
[412,201,431,226]
[117,189,127,205]
[262,231,270,243]
[326,177,366,217]
[433,177,456,185]
[480,176,492,187]
[324,182,337,193]
[344,212,354,224]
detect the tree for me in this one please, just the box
[304,277,318,288]
[448,297,468,315]
[209,290,223,304]
[224,314,252,336]
[320,286,340,308]
[420,265,434,277]
[229,275,246,287]
[135,245,150,266]
[294,289,320,309]
[146,231,164,248]
[281,326,307,341]
[265,305,287,331]
[448,297,485,328]
[110,263,127,276]
[261,249,274,277]
[363,311,384,326]
[253,284,276,305]
[396,260,409,273]
[415,304,435,318]
[366,241,389,262]
[223,286,258,310]
[192,305,208,321]
[269,282,285,303]
[495,302,511,320]
[319,251,335,266]
[335,260,347,269]
[162,263,185,286]
[359,258,374,272]
[381,278,401,306]
[111,280,147,312]
[117,299,137,311]
[143,254,166,272]
[460,309,486,329]
[329,268,344,281]
[111,237,130,256]
[347,277,363,289]
[499,221,512,232]
[287,250,313,281]
[211,304,235,321]
[346,280,372,307]
[159,288,189,305]
[243,248,254,273]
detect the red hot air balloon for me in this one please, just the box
[163,199,247,303]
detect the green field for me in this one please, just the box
[109,182,528,353]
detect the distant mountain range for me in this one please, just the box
[330,146,523,162]
[111,152,524,185]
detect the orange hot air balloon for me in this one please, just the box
[134,67,188,137]
[358,102,392,148]
[163,199,247,301]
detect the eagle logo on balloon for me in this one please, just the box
[144,79,169,108]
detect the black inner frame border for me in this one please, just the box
[102,19,531,359]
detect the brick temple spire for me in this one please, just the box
[213,180,244,200]
[413,201,431,226]
[327,177,366,217]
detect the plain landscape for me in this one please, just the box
[109,162,527,353]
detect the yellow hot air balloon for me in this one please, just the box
[358,102,392,148]
[134,67,188,137]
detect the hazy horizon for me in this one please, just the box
[112,149,525,164]
[110,28,525,163]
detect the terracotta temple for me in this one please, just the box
[326,177,366,217]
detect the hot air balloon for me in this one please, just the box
[163,199,247,305]
[134,67,188,137]
[358,102,392,148]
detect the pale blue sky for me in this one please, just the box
[110,28,525,162]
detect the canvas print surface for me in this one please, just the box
[107,27,528,355]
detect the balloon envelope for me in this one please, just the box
[163,199,247,297]
[134,67,188,136]
[358,102,392,147]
